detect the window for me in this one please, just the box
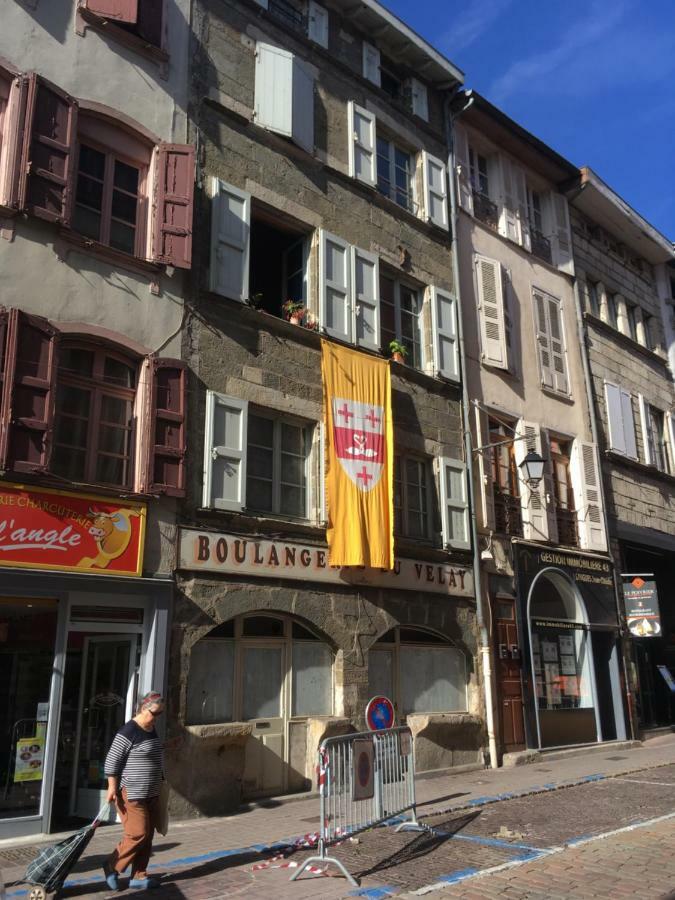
[247,412,310,518]
[255,43,314,153]
[73,144,144,256]
[642,315,653,350]
[379,60,403,101]
[604,383,638,458]
[52,345,137,488]
[606,293,618,328]
[380,274,423,368]
[268,0,305,31]
[249,216,310,319]
[533,289,568,394]
[549,437,578,547]
[469,146,489,196]
[394,455,432,539]
[376,137,415,213]
[645,405,669,474]
[489,418,522,536]
[586,281,600,316]
[528,188,552,262]
[369,627,467,716]
[626,304,638,341]
[83,1,164,50]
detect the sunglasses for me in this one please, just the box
[148,707,164,717]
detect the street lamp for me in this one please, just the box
[519,451,545,490]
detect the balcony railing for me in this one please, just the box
[556,508,579,547]
[493,488,523,537]
[531,229,552,265]
[472,191,499,230]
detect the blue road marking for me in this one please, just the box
[438,866,480,883]
[348,887,397,898]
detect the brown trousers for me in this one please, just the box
[108,788,159,878]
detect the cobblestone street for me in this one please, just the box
[1,737,674,900]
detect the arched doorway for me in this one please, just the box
[185,613,334,797]
[527,569,601,748]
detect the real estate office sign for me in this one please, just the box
[622,574,661,638]
[177,527,473,598]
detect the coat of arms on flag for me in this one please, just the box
[321,340,394,569]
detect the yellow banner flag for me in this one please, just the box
[322,339,394,568]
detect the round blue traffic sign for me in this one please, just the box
[365,695,395,731]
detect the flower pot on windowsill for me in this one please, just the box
[392,351,405,364]
[289,313,303,325]
[389,341,408,365]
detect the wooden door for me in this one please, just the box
[493,598,525,752]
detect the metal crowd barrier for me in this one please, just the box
[291,725,425,886]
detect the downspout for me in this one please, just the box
[571,276,635,741]
[444,91,499,769]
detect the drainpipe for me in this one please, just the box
[444,91,499,769]
[572,276,635,741]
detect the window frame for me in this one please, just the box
[468,145,489,196]
[376,134,416,215]
[393,453,433,541]
[647,405,669,474]
[78,0,168,62]
[379,272,424,369]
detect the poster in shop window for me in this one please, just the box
[542,640,558,663]
[622,574,661,637]
[14,737,44,782]
[560,654,577,676]
[558,634,575,655]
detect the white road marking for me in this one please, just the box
[614,778,675,787]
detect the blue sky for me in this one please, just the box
[387,0,675,239]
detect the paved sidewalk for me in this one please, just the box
[1,733,673,898]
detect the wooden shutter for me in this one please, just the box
[255,44,314,152]
[362,41,380,86]
[453,123,473,215]
[638,394,653,465]
[422,151,448,230]
[533,289,554,389]
[621,390,638,459]
[84,0,139,21]
[410,78,428,121]
[19,74,78,225]
[476,254,508,369]
[353,246,380,351]
[0,310,8,462]
[547,295,568,394]
[291,58,315,153]
[0,310,58,473]
[319,230,352,343]
[438,457,470,550]
[513,165,531,251]
[497,155,519,243]
[548,192,574,275]
[151,143,194,269]
[430,286,459,381]
[203,391,248,510]
[667,413,675,475]
[347,101,376,187]
[146,358,187,497]
[0,73,28,209]
[475,406,495,531]
[514,420,548,542]
[540,430,559,545]
[605,382,626,454]
[571,440,607,552]
[209,178,250,302]
[308,1,329,48]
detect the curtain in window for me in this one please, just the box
[400,646,466,714]
[186,640,234,724]
[291,642,332,716]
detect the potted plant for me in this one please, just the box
[389,340,408,364]
[282,299,305,325]
[248,292,264,310]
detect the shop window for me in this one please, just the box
[185,615,333,725]
[368,626,467,716]
[489,418,522,537]
[380,274,423,369]
[549,437,578,547]
[394,455,432,540]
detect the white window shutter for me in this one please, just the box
[513,165,531,251]
[410,77,428,121]
[347,101,376,187]
[439,458,470,550]
[430,286,459,381]
[497,155,519,244]
[621,390,638,459]
[667,413,675,474]
[514,421,549,542]
[547,191,574,275]
[292,57,315,152]
[571,440,607,552]
[422,151,448,230]
[453,123,473,215]
[319,229,353,343]
[605,382,626,455]
[476,254,508,369]
[203,391,248,511]
[547,295,569,394]
[475,406,495,531]
[308,0,329,48]
[353,246,380,351]
[638,394,653,465]
[533,290,553,389]
[362,41,380,86]
[209,178,250,302]
[540,430,559,545]
[255,43,314,152]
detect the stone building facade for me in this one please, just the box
[168,0,486,817]
[453,93,627,758]
[567,168,675,732]
[0,1,193,837]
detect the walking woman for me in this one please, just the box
[103,691,165,891]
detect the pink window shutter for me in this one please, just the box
[0,309,9,467]
[1,310,59,474]
[146,357,187,496]
[84,0,139,23]
[1,73,29,210]
[19,74,78,225]
[151,143,195,269]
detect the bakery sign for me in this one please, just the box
[0,483,146,576]
[622,574,661,638]
[177,528,473,598]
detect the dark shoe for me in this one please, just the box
[129,877,160,890]
[103,864,120,891]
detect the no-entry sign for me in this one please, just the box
[365,696,395,731]
[352,739,375,801]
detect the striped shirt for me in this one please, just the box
[104,720,164,800]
